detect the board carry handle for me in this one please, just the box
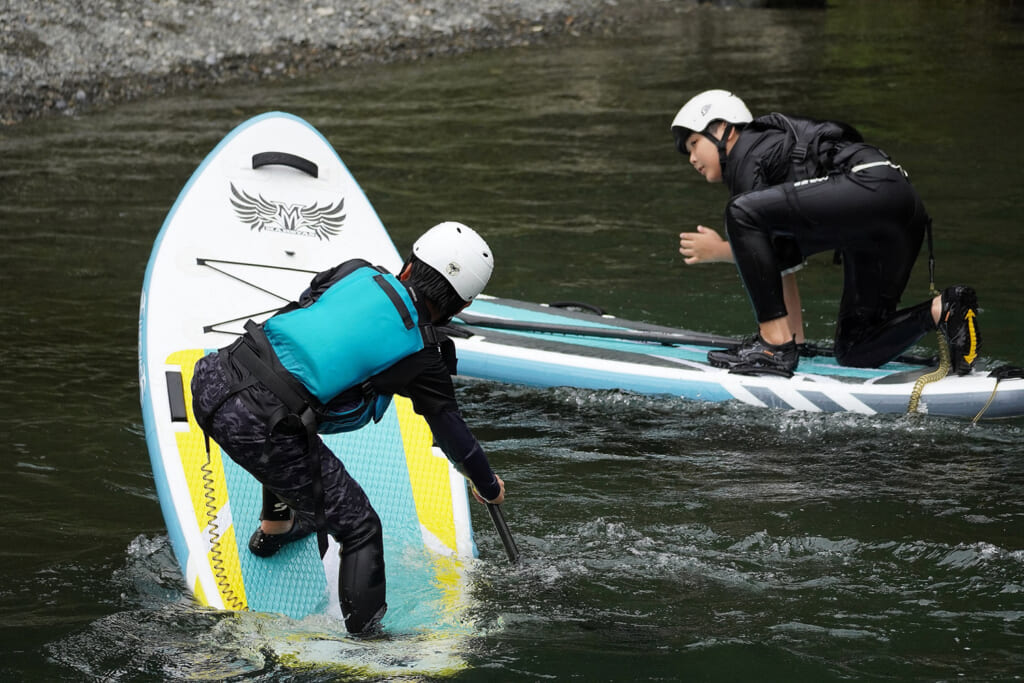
[252,151,319,178]
[487,503,521,565]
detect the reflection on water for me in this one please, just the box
[3,1,1023,680]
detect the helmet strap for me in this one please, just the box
[701,122,735,174]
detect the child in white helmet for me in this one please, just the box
[671,89,980,377]
[191,222,505,634]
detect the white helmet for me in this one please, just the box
[670,89,752,137]
[412,221,494,301]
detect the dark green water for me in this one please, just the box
[2,2,1023,680]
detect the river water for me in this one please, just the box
[2,2,1023,681]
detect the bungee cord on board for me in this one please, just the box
[196,257,319,335]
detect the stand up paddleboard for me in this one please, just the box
[139,112,477,674]
[448,297,1024,420]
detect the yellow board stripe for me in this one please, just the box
[193,576,208,607]
[168,353,461,607]
[167,349,248,611]
[393,397,459,554]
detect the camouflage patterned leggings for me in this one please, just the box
[190,351,381,548]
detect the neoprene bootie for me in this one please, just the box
[708,333,799,377]
[248,514,315,557]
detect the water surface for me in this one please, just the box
[2,2,1022,680]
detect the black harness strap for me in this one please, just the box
[233,334,308,415]
[200,373,259,482]
[232,323,329,557]
[199,339,260,458]
[372,274,415,330]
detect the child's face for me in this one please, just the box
[683,125,725,183]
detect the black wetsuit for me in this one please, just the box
[722,113,937,367]
[190,261,499,632]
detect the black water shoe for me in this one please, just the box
[708,334,799,377]
[248,515,315,558]
[938,285,981,375]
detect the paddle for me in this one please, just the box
[454,312,738,347]
[452,312,936,367]
[486,503,521,565]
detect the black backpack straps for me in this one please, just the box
[302,258,374,305]
[775,114,808,164]
[773,114,863,178]
[235,320,329,557]
[421,321,438,347]
[237,321,310,415]
[371,274,415,330]
[298,404,329,558]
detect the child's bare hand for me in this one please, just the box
[678,225,733,264]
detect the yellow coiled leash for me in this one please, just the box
[906,220,1024,421]
[906,273,1023,420]
[907,273,949,416]
[202,434,246,610]
[907,328,951,415]
[971,365,1024,423]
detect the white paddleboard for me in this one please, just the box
[139,112,477,673]
[450,297,1024,420]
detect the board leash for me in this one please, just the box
[907,331,951,415]
[971,365,1024,423]
[907,273,951,415]
[973,382,1000,423]
[202,435,246,610]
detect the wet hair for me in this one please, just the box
[406,255,467,322]
[672,126,689,154]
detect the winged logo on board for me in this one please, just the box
[229,183,346,240]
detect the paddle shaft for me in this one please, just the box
[455,312,736,347]
[486,503,521,565]
[454,314,936,367]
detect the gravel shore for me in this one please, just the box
[0,0,696,126]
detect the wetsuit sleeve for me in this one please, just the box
[372,338,459,414]
[423,410,501,501]
[371,339,500,500]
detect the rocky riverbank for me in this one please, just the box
[0,0,704,126]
